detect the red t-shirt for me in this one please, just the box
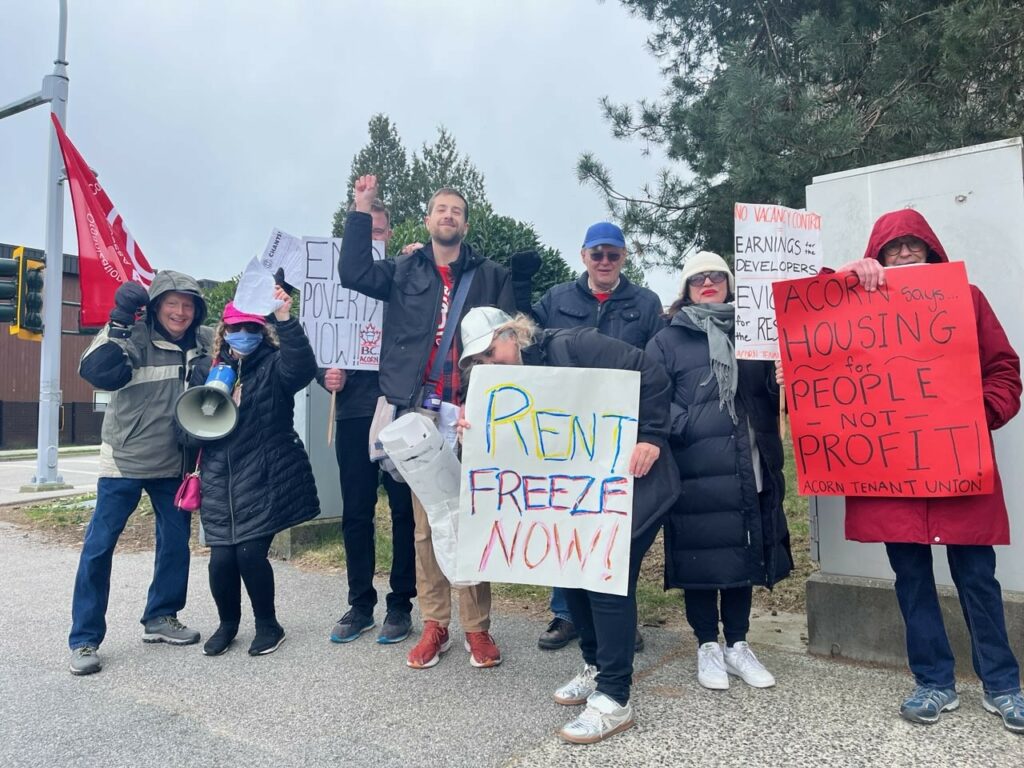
[422,265,462,404]
[593,292,612,303]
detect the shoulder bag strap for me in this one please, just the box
[424,265,478,391]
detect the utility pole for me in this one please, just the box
[0,0,71,489]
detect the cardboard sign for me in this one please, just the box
[297,237,386,370]
[456,365,640,596]
[734,202,823,359]
[773,262,994,497]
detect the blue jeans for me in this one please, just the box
[886,543,1021,696]
[550,587,572,622]
[69,477,192,650]
[562,523,660,706]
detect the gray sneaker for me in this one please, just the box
[143,616,200,645]
[982,691,1024,733]
[69,646,101,676]
[558,691,635,744]
[553,663,598,706]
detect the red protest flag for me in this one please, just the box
[50,114,156,327]
[773,262,994,498]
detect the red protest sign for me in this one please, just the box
[773,262,993,497]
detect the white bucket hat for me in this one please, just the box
[459,306,513,364]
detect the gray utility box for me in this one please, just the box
[803,138,1024,671]
[270,381,343,559]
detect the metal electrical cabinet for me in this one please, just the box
[803,138,1024,664]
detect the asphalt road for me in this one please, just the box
[2,522,1021,768]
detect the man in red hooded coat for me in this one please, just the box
[834,209,1023,733]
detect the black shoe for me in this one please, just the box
[248,623,286,656]
[538,617,578,650]
[329,608,375,643]
[203,622,239,656]
[635,627,645,653]
[377,610,412,644]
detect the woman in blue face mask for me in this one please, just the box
[193,290,321,658]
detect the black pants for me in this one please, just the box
[683,585,753,647]
[208,535,276,627]
[336,416,416,615]
[563,523,660,706]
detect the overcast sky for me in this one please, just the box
[1,0,686,304]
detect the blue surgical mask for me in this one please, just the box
[224,330,262,356]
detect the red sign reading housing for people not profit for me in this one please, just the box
[773,262,994,498]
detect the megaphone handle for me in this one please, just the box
[327,391,336,446]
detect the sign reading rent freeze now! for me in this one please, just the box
[456,365,640,596]
[773,262,993,498]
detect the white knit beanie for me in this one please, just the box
[679,251,735,294]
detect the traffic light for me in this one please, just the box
[2,247,45,341]
[0,254,16,324]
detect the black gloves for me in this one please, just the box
[274,267,297,295]
[109,281,149,328]
[510,250,542,280]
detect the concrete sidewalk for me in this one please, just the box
[2,522,1021,768]
[0,451,99,507]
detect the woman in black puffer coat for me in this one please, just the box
[197,289,320,657]
[645,252,792,693]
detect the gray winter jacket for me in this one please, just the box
[79,271,212,479]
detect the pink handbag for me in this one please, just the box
[174,450,202,512]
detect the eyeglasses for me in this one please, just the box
[685,270,728,287]
[882,237,927,257]
[588,249,623,263]
[225,322,263,334]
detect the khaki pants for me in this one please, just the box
[411,492,491,632]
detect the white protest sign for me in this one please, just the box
[259,228,302,274]
[733,202,823,359]
[456,365,640,596]
[298,237,386,370]
[233,257,284,316]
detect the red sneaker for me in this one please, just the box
[464,631,502,668]
[406,621,451,669]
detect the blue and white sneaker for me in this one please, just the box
[329,609,374,643]
[899,686,959,725]
[982,691,1024,733]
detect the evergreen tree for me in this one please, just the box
[409,127,489,216]
[581,0,1024,265]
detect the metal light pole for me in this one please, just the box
[0,0,70,489]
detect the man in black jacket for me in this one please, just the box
[531,221,665,651]
[339,174,515,671]
[320,198,416,647]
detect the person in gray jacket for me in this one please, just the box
[68,271,213,675]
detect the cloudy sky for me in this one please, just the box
[1,0,686,304]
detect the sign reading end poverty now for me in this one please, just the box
[773,262,993,498]
[734,202,823,359]
[457,366,640,596]
[299,237,386,370]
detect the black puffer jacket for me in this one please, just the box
[645,311,792,589]
[339,211,516,409]
[521,327,680,539]
[533,274,664,349]
[199,319,321,545]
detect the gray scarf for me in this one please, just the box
[680,303,738,424]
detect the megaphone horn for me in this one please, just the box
[174,364,239,441]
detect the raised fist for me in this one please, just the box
[109,281,150,326]
[353,174,378,214]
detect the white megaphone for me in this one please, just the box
[174,364,239,441]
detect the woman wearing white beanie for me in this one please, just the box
[646,251,793,692]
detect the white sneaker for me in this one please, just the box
[557,691,635,744]
[697,641,729,690]
[723,641,776,688]
[554,663,598,706]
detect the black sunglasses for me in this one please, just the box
[588,249,623,263]
[686,270,728,287]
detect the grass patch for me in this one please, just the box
[22,494,98,527]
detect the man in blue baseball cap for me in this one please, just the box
[529,221,665,651]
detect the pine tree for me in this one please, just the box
[581,0,1024,265]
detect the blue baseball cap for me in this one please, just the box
[582,222,626,249]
